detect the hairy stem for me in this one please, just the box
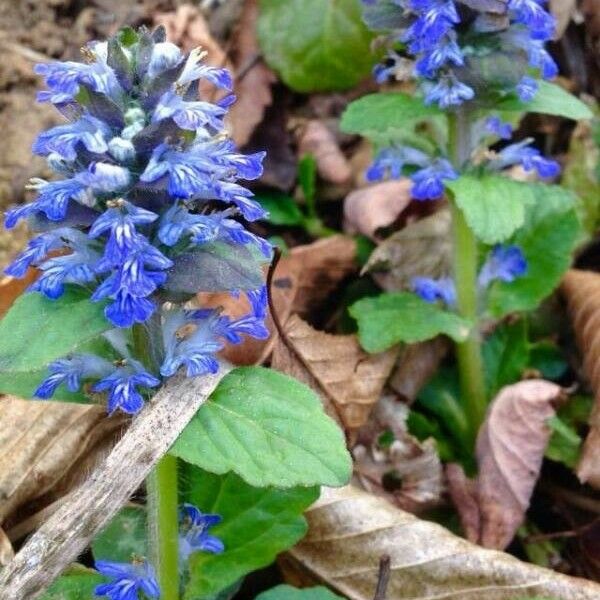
[133,323,180,600]
[448,110,487,443]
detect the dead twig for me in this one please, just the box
[0,367,230,600]
[373,554,391,600]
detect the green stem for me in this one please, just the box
[132,323,180,600]
[448,111,488,442]
[147,454,180,600]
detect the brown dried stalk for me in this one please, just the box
[0,367,230,600]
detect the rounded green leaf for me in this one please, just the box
[171,367,352,488]
[258,0,375,92]
[182,466,319,599]
[350,292,471,353]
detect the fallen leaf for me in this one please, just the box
[343,180,413,241]
[562,269,600,489]
[389,337,449,402]
[298,120,352,185]
[446,462,481,543]
[288,236,357,316]
[364,209,451,291]
[354,396,444,511]
[271,315,397,429]
[582,0,600,39]
[227,0,276,146]
[550,0,576,38]
[0,397,125,533]
[0,271,38,319]
[285,485,600,599]
[476,380,564,549]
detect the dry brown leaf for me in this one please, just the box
[288,235,357,315]
[389,337,449,402]
[550,0,577,37]
[0,271,38,319]
[364,209,451,291]
[286,485,600,599]
[343,180,413,241]
[0,397,125,530]
[271,314,397,429]
[227,0,276,146]
[354,396,444,511]
[446,462,481,543]
[562,269,600,488]
[476,380,564,549]
[298,120,352,185]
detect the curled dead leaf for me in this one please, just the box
[0,397,125,536]
[364,209,451,292]
[343,180,413,241]
[271,314,397,429]
[286,485,600,599]
[550,0,577,38]
[0,527,13,567]
[452,380,564,550]
[562,269,600,488]
[298,120,352,185]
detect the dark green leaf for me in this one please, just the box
[0,288,111,389]
[298,154,317,206]
[258,0,375,92]
[529,341,568,380]
[545,416,582,469]
[350,292,471,353]
[182,466,318,599]
[340,93,441,136]
[498,81,593,120]
[171,367,352,488]
[488,185,581,317]
[92,506,147,563]
[255,585,345,600]
[483,319,530,398]
[447,175,536,244]
[255,192,305,226]
[166,243,267,294]
[118,27,138,47]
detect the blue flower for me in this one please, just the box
[412,276,456,305]
[179,504,224,563]
[4,229,70,277]
[147,42,183,78]
[91,361,160,414]
[478,245,528,288]
[366,146,429,182]
[411,158,458,200]
[508,0,556,40]
[177,48,233,89]
[153,90,228,131]
[415,32,464,77]
[485,116,513,140]
[517,76,539,102]
[424,75,474,108]
[95,559,160,600]
[32,116,111,161]
[493,140,561,178]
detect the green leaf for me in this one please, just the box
[255,192,305,226]
[350,292,471,353]
[258,0,375,92]
[447,175,536,244]
[341,93,441,136]
[483,319,530,398]
[298,154,317,206]
[0,288,110,394]
[92,506,147,563]
[488,185,581,317]
[182,466,318,599]
[255,585,345,600]
[171,367,352,488]
[166,243,267,294]
[498,81,593,120]
[41,569,104,600]
[529,341,568,380]
[546,416,582,469]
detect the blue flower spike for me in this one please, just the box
[95,558,160,600]
[179,503,225,563]
[6,27,270,416]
